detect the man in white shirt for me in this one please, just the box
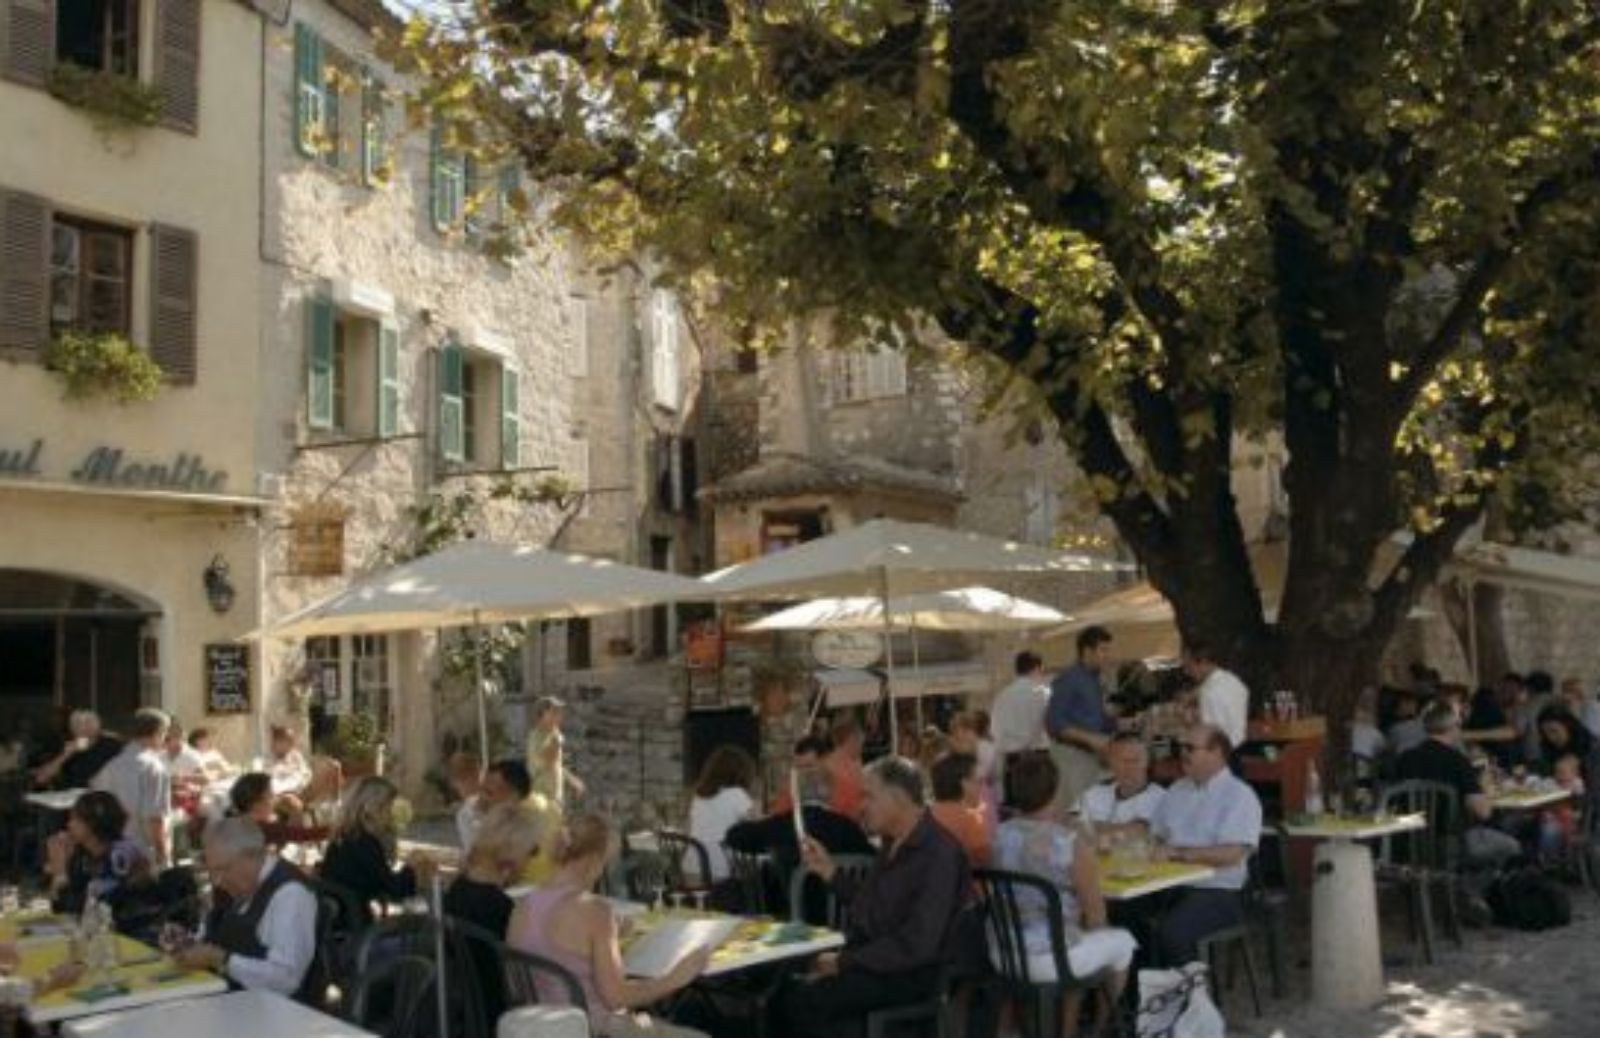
[164,722,207,783]
[1142,724,1262,965]
[990,652,1052,807]
[92,708,172,868]
[1183,641,1249,750]
[176,817,317,999]
[1076,733,1165,834]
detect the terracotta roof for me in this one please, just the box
[700,452,963,504]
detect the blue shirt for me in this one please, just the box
[1148,768,1262,890]
[1045,663,1110,741]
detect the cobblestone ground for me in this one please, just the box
[1232,901,1599,1037]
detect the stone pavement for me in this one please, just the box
[1232,901,1598,1037]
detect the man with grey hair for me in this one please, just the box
[31,709,122,790]
[91,707,171,867]
[175,817,318,999]
[1397,700,1521,871]
[783,756,969,1038]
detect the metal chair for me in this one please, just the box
[347,953,437,1038]
[723,845,773,914]
[1248,827,1292,999]
[500,942,590,1014]
[788,854,876,927]
[1374,780,1464,964]
[654,829,713,893]
[1196,923,1262,1017]
[974,868,1113,1038]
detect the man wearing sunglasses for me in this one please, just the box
[1140,723,1262,966]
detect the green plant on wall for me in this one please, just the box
[45,332,163,403]
[321,712,384,768]
[382,475,581,563]
[47,64,163,134]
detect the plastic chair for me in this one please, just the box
[347,953,437,1038]
[1249,827,1292,999]
[723,845,772,914]
[1196,924,1262,1017]
[1374,780,1464,964]
[974,868,1113,1038]
[654,829,712,892]
[788,854,876,927]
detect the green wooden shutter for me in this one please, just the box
[377,320,400,437]
[293,23,322,158]
[496,164,522,231]
[306,295,335,429]
[438,341,464,462]
[429,123,446,229]
[361,72,387,185]
[500,364,520,468]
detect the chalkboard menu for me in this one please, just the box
[205,643,252,715]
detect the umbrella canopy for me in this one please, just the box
[255,541,709,640]
[701,519,1132,601]
[741,586,1068,633]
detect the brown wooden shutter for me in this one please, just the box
[154,0,201,133]
[148,224,197,384]
[1,0,53,88]
[0,188,50,353]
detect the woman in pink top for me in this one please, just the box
[507,814,710,1038]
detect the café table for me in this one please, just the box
[1282,812,1427,1011]
[63,988,377,1038]
[4,922,227,1027]
[621,911,844,978]
[1096,858,1217,901]
[1490,786,1572,812]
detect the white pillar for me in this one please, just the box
[1310,840,1385,1009]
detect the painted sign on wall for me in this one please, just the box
[0,438,230,494]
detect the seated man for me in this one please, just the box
[780,757,970,1038]
[1077,733,1166,838]
[176,817,318,1000]
[1141,724,1262,966]
[1395,701,1521,871]
[770,735,834,813]
[459,759,562,885]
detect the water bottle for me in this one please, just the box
[1305,761,1325,817]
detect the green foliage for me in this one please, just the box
[45,331,164,403]
[320,711,384,767]
[396,1,1600,704]
[48,63,163,132]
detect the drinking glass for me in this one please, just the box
[0,886,19,915]
[668,892,685,914]
[691,891,709,913]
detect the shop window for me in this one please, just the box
[57,0,138,77]
[351,634,393,734]
[50,216,131,337]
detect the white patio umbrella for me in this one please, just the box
[740,586,1068,633]
[703,520,1131,749]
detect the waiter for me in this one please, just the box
[1046,626,1117,814]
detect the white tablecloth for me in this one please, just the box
[63,989,378,1038]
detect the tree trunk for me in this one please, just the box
[1276,630,1383,788]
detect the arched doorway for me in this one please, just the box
[0,569,160,737]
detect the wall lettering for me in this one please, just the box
[0,439,229,494]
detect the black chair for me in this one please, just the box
[1374,780,1464,964]
[309,877,373,1006]
[974,868,1112,1038]
[655,829,713,893]
[1578,794,1600,895]
[347,954,437,1038]
[788,854,875,927]
[1195,923,1262,1017]
[352,916,493,1038]
[1248,827,1292,999]
[500,941,590,1013]
[723,845,772,915]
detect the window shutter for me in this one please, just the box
[154,0,201,133]
[360,72,387,185]
[462,154,482,238]
[500,363,519,468]
[496,164,521,229]
[0,188,50,352]
[305,295,334,429]
[293,23,322,158]
[1,0,53,88]
[437,341,464,462]
[148,225,197,384]
[429,123,452,230]
[377,319,400,437]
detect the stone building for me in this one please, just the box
[0,0,265,751]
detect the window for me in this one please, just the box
[305,636,343,710]
[306,295,396,437]
[430,123,466,231]
[360,73,389,185]
[57,0,138,76]
[295,23,378,176]
[460,360,479,464]
[351,634,393,735]
[827,347,908,404]
[651,291,680,410]
[50,216,131,337]
[437,342,514,468]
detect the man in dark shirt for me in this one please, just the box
[31,710,123,790]
[779,757,969,1038]
[1395,702,1520,871]
[1047,627,1116,812]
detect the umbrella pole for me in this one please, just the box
[474,614,490,759]
[881,567,898,756]
[432,869,449,1038]
[911,623,923,731]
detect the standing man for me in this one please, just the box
[91,708,172,868]
[1046,627,1117,815]
[991,651,1051,804]
[1182,641,1249,751]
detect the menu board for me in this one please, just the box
[204,643,252,715]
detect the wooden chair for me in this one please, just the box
[1374,780,1464,964]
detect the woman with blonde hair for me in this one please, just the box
[507,815,710,1038]
[318,776,435,922]
[444,802,544,937]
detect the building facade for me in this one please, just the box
[0,0,265,751]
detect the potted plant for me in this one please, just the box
[321,712,384,781]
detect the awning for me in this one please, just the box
[1445,542,1600,602]
[814,668,883,708]
[889,661,992,700]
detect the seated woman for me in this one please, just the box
[443,803,545,1025]
[991,753,1136,1038]
[507,815,710,1038]
[687,746,757,886]
[188,726,239,783]
[319,776,435,923]
[43,791,156,926]
[929,751,992,867]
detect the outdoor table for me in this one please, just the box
[5,925,227,1027]
[62,988,377,1038]
[1489,787,1571,812]
[622,911,844,978]
[24,788,85,812]
[1283,812,1426,1011]
[1096,858,1217,901]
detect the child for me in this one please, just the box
[1538,752,1586,860]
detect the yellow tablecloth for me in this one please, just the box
[1096,857,1216,900]
[6,930,223,1020]
[622,911,843,976]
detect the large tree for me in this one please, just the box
[395,1,1600,743]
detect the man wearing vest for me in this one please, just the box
[174,817,318,1000]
